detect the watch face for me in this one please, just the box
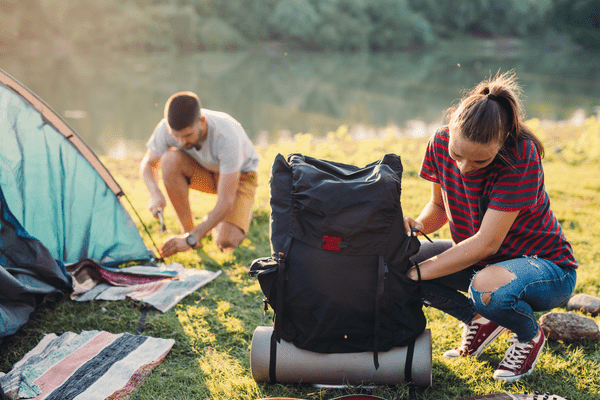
[185,233,197,247]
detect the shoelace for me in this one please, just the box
[498,336,531,369]
[457,322,479,351]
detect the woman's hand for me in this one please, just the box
[403,216,424,237]
[406,264,420,281]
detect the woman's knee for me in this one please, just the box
[471,265,516,306]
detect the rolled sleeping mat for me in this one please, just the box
[250,326,432,387]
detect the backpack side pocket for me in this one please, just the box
[249,257,279,313]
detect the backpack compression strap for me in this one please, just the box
[269,329,278,383]
[403,260,422,384]
[373,255,388,370]
[274,252,286,342]
[404,339,415,384]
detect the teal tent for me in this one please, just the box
[0,69,154,340]
[0,69,153,265]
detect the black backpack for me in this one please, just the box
[249,153,426,370]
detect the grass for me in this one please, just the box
[2,119,600,399]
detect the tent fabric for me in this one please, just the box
[0,70,152,265]
[0,185,72,340]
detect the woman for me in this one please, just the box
[404,71,577,382]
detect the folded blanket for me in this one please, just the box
[0,330,174,400]
[67,261,221,312]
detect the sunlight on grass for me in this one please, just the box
[177,305,217,346]
[198,347,262,400]
[215,301,245,334]
[242,280,262,296]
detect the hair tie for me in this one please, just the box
[487,93,498,101]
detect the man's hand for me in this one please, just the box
[160,235,201,257]
[149,192,167,219]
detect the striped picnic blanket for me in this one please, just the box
[0,330,174,400]
[67,261,221,312]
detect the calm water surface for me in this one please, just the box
[2,40,599,156]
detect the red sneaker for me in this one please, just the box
[493,328,546,382]
[443,319,507,358]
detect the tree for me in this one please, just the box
[551,0,600,48]
[269,0,322,48]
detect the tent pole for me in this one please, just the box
[122,194,164,263]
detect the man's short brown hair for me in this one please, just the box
[164,91,201,131]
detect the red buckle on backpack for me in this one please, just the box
[323,236,342,251]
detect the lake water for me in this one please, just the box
[2,40,599,156]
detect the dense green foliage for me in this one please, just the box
[551,0,600,48]
[1,120,600,399]
[408,0,553,38]
[1,0,598,52]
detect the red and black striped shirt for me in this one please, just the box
[419,127,577,269]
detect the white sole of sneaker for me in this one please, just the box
[493,334,547,383]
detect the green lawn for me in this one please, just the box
[2,119,600,399]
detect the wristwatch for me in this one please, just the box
[184,232,198,248]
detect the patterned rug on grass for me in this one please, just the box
[66,260,221,312]
[0,330,174,400]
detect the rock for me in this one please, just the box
[539,312,599,341]
[566,293,600,316]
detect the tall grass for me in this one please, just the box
[1,119,600,399]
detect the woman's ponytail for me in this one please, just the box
[447,71,544,158]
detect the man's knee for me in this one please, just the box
[160,149,186,177]
[214,223,245,251]
[216,237,236,251]
[215,234,244,251]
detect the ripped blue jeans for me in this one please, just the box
[411,240,577,342]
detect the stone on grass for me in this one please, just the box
[539,312,599,341]
[566,293,600,316]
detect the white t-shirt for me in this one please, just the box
[146,109,259,174]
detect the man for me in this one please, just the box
[140,91,259,256]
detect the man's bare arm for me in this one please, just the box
[140,149,166,218]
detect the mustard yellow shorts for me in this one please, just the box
[188,165,258,235]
